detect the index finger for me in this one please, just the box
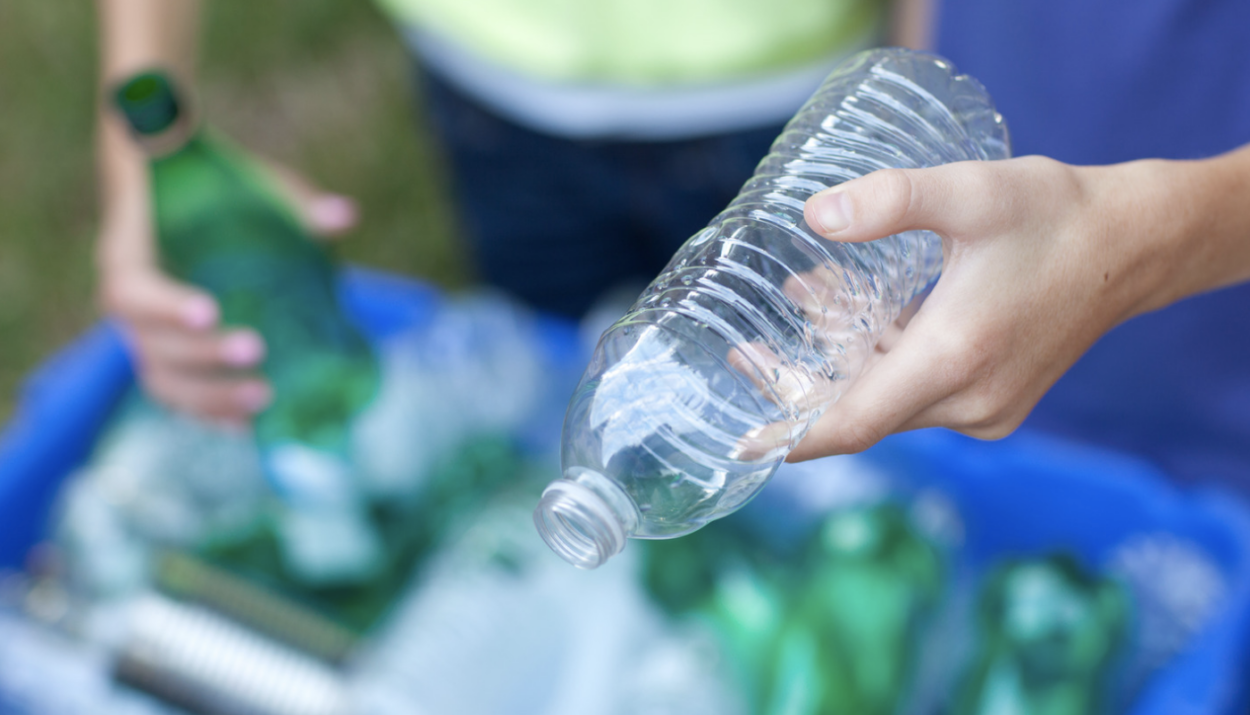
[786,315,957,461]
[102,268,219,332]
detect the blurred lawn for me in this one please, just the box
[0,1,466,421]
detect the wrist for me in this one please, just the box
[1080,156,1238,321]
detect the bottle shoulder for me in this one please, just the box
[148,134,313,251]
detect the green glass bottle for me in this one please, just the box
[114,71,382,584]
[643,502,945,715]
[952,554,1130,715]
[767,504,944,715]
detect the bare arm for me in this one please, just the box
[96,0,275,422]
[889,0,935,50]
[97,0,199,275]
[791,145,1250,459]
[95,0,357,421]
[1156,145,1250,298]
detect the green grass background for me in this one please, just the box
[0,1,466,421]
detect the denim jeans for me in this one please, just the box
[421,70,783,318]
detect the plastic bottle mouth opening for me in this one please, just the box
[534,477,627,570]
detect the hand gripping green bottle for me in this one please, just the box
[952,554,1130,715]
[114,71,383,584]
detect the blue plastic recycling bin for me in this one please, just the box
[1,268,1248,714]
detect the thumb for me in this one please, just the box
[803,163,988,243]
[261,161,359,238]
[301,192,359,237]
[303,192,360,237]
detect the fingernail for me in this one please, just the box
[182,297,218,329]
[221,332,265,366]
[811,190,852,234]
[238,382,272,413]
[310,196,358,232]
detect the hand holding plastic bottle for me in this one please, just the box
[535,49,1250,568]
[792,145,1250,460]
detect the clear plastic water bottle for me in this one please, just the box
[534,48,1010,569]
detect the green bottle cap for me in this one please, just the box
[115,71,182,135]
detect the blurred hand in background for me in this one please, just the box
[97,156,359,424]
[96,0,359,423]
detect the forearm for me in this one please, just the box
[96,0,199,268]
[1171,145,1250,298]
[889,0,935,50]
[1105,145,1250,320]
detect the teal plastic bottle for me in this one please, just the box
[114,71,382,584]
[642,502,944,714]
[952,554,1129,715]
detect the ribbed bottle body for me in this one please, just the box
[545,49,1010,558]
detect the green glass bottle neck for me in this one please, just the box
[114,71,199,158]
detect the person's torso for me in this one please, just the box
[375,0,885,139]
[376,0,880,85]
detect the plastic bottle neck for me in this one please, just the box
[533,467,639,569]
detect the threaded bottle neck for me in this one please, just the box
[533,468,638,569]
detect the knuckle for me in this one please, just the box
[127,331,159,365]
[834,414,885,455]
[960,414,1023,442]
[140,333,190,368]
[956,389,1004,429]
[931,335,990,392]
[870,169,917,227]
[959,166,996,202]
[944,162,997,212]
[1007,156,1083,204]
[1016,154,1063,175]
[141,369,178,405]
[143,368,209,416]
[939,161,1006,232]
[99,281,129,315]
[950,386,1025,441]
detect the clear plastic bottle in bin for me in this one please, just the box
[535,48,1010,569]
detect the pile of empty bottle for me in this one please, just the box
[1,47,1235,715]
[27,385,1228,715]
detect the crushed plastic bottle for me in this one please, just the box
[535,48,1010,568]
